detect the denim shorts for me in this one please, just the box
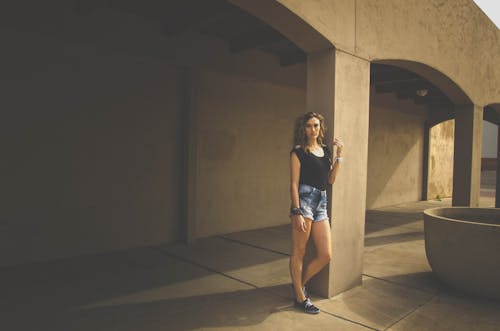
[298,184,329,222]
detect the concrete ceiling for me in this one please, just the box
[82,0,454,110]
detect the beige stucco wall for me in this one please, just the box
[193,70,305,238]
[1,3,308,265]
[428,120,455,199]
[275,0,500,106]
[3,0,499,267]
[274,0,356,51]
[367,93,428,209]
[1,12,185,266]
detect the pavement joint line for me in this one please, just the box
[154,247,381,328]
[319,309,381,331]
[217,235,291,257]
[365,220,424,231]
[382,294,437,331]
[154,243,301,302]
[256,286,382,330]
[364,231,424,241]
[153,247,260,290]
[254,286,382,330]
[153,246,377,326]
[361,273,437,296]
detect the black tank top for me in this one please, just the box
[291,145,332,190]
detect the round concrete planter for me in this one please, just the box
[423,207,500,300]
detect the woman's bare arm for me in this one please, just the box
[290,151,306,232]
[290,152,301,208]
[328,138,344,185]
[328,160,340,184]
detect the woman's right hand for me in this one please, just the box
[291,214,307,232]
[333,137,344,156]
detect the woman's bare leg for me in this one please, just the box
[302,219,332,286]
[289,218,312,302]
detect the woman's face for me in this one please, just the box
[305,117,321,141]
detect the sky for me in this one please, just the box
[472,0,500,29]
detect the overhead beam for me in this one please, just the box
[396,91,415,99]
[375,80,432,94]
[279,50,306,66]
[229,28,285,52]
[414,95,452,105]
[370,64,400,74]
[162,1,236,35]
[371,71,422,84]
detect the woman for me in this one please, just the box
[289,112,343,314]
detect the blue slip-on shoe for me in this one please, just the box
[294,298,320,314]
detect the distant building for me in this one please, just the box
[482,121,498,170]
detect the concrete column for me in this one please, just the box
[452,104,483,207]
[306,49,370,298]
[422,121,430,201]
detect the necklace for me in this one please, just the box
[307,145,323,156]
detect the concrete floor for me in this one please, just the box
[2,172,499,331]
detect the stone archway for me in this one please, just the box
[370,60,480,207]
[226,1,372,298]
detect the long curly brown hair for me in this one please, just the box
[293,112,326,152]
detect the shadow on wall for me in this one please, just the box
[366,93,427,209]
[1,56,183,265]
[0,1,192,265]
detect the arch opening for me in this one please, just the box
[482,104,500,207]
[374,60,473,106]
[367,60,470,209]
